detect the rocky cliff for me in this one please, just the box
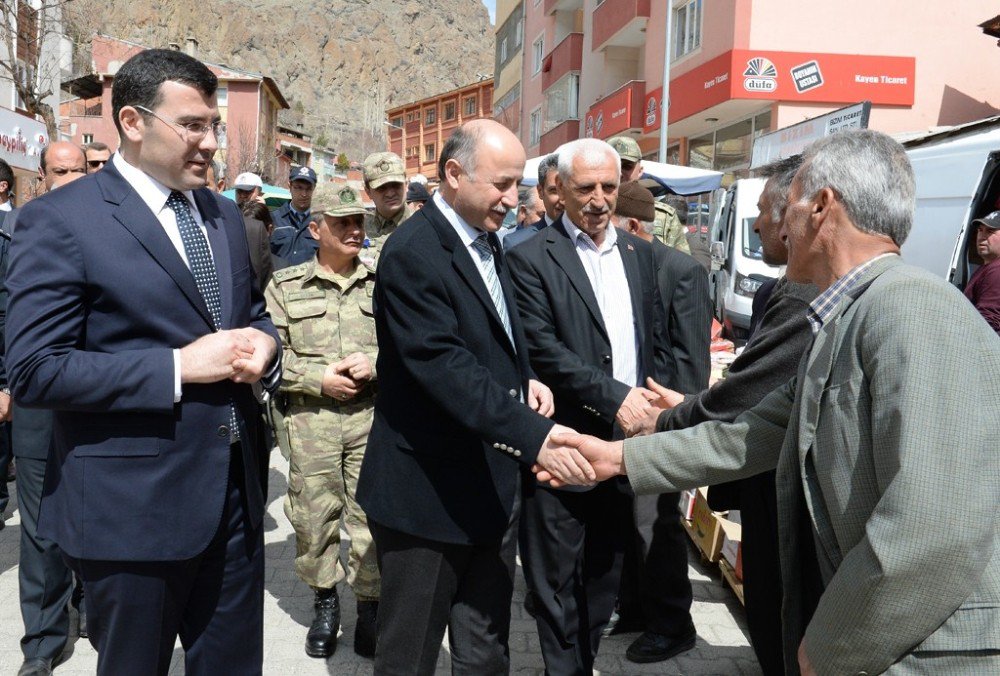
[65,0,494,157]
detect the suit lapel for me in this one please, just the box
[194,190,233,328]
[102,170,215,330]
[545,221,609,341]
[618,233,645,351]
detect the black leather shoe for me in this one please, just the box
[353,600,378,658]
[18,657,53,676]
[626,628,698,664]
[305,587,340,658]
[602,610,645,637]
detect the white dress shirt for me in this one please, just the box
[561,214,640,387]
[113,153,213,402]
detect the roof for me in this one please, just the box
[386,78,493,115]
[899,115,1000,149]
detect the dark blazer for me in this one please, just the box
[269,202,316,264]
[650,238,711,395]
[506,218,661,438]
[243,215,274,292]
[502,217,547,251]
[356,198,554,546]
[4,163,280,562]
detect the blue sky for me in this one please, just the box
[483,0,496,24]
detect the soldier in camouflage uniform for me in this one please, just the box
[362,151,414,237]
[265,186,380,660]
[607,135,691,254]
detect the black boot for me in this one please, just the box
[305,588,340,658]
[354,599,378,658]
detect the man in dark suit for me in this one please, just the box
[5,49,280,676]
[356,120,594,675]
[503,152,562,252]
[270,166,318,265]
[5,142,89,676]
[610,180,711,664]
[506,139,663,674]
[0,158,11,529]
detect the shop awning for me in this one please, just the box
[222,184,291,207]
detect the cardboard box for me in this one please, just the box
[678,489,697,520]
[719,516,743,578]
[688,487,724,562]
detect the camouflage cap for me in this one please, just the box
[363,152,406,189]
[320,186,368,218]
[607,136,641,163]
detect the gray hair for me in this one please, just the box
[537,153,559,187]
[612,213,654,235]
[438,126,480,179]
[557,138,620,181]
[795,129,914,246]
[757,154,803,224]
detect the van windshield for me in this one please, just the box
[743,217,763,259]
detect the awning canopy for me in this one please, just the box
[221,183,291,207]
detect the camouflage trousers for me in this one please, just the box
[283,397,379,599]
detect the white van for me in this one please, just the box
[903,117,1000,288]
[708,178,783,340]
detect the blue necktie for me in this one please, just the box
[166,191,239,440]
[472,233,514,347]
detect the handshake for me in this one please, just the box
[531,378,684,487]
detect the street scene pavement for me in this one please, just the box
[0,454,761,675]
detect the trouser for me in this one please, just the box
[284,399,379,598]
[66,445,265,676]
[16,456,74,661]
[618,491,695,636]
[520,478,633,676]
[371,512,519,676]
[0,423,11,516]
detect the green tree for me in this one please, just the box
[335,152,350,171]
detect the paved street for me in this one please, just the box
[0,454,761,675]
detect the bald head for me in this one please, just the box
[40,142,87,191]
[438,120,526,233]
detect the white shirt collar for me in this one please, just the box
[112,152,198,215]
[561,212,617,252]
[543,212,556,227]
[433,191,483,249]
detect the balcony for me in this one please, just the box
[592,0,650,52]
[545,0,583,15]
[539,119,579,155]
[542,33,583,92]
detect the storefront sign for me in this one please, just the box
[0,107,48,173]
[750,101,871,169]
[665,50,915,125]
[585,81,644,139]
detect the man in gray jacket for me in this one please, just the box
[540,129,1000,675]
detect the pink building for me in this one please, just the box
[60,34,289,184]
[504,0,1000,183]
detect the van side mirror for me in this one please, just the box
[710,240,726,271]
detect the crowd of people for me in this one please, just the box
[0,46,997,676]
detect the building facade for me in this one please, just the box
[59,34,289,185]
[502,0,1000,186]
[385,79,494,181]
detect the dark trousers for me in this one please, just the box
[618,492,695,636]
[0,422,11,516]
[66,449,264,676]
[16,456,74,661]
[371,515,519,676]
[520,478,632,676]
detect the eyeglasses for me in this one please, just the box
[87,160,107,169]
[134,105,225,141]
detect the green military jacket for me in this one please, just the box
[364,203,415,238]
[653,202,691,254]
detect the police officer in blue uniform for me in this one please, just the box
[271,166,318,265]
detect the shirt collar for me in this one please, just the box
[112,152,197,216]
[433,191,483,249]
[807,252,898,333]
[543,212,556,227]
[561,212,617,253]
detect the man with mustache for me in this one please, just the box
[363,151,413,238]
[506,138,662,674]
[5,49,281,675]
[265,186,380,660]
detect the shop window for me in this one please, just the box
[689,132,714,170]
[714,118,753,174]
[672,0,702,61]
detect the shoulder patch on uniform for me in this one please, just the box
[273,264,308,282]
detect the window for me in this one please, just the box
[543,73,580,134]
[500,37,508,63]
[425,107,436,125]
[406,145,419,159]
[529,108,542,147]
[464,96,477,117]
[532,36,544,75]
[216,86,228,107]
[390,116,403,129]
[444,101,456,120]
[672,0,703,61]
[424,143,436,163]
[515,18,523,47]
[82,133,94,144]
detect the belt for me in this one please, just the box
[287,387,376,408]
